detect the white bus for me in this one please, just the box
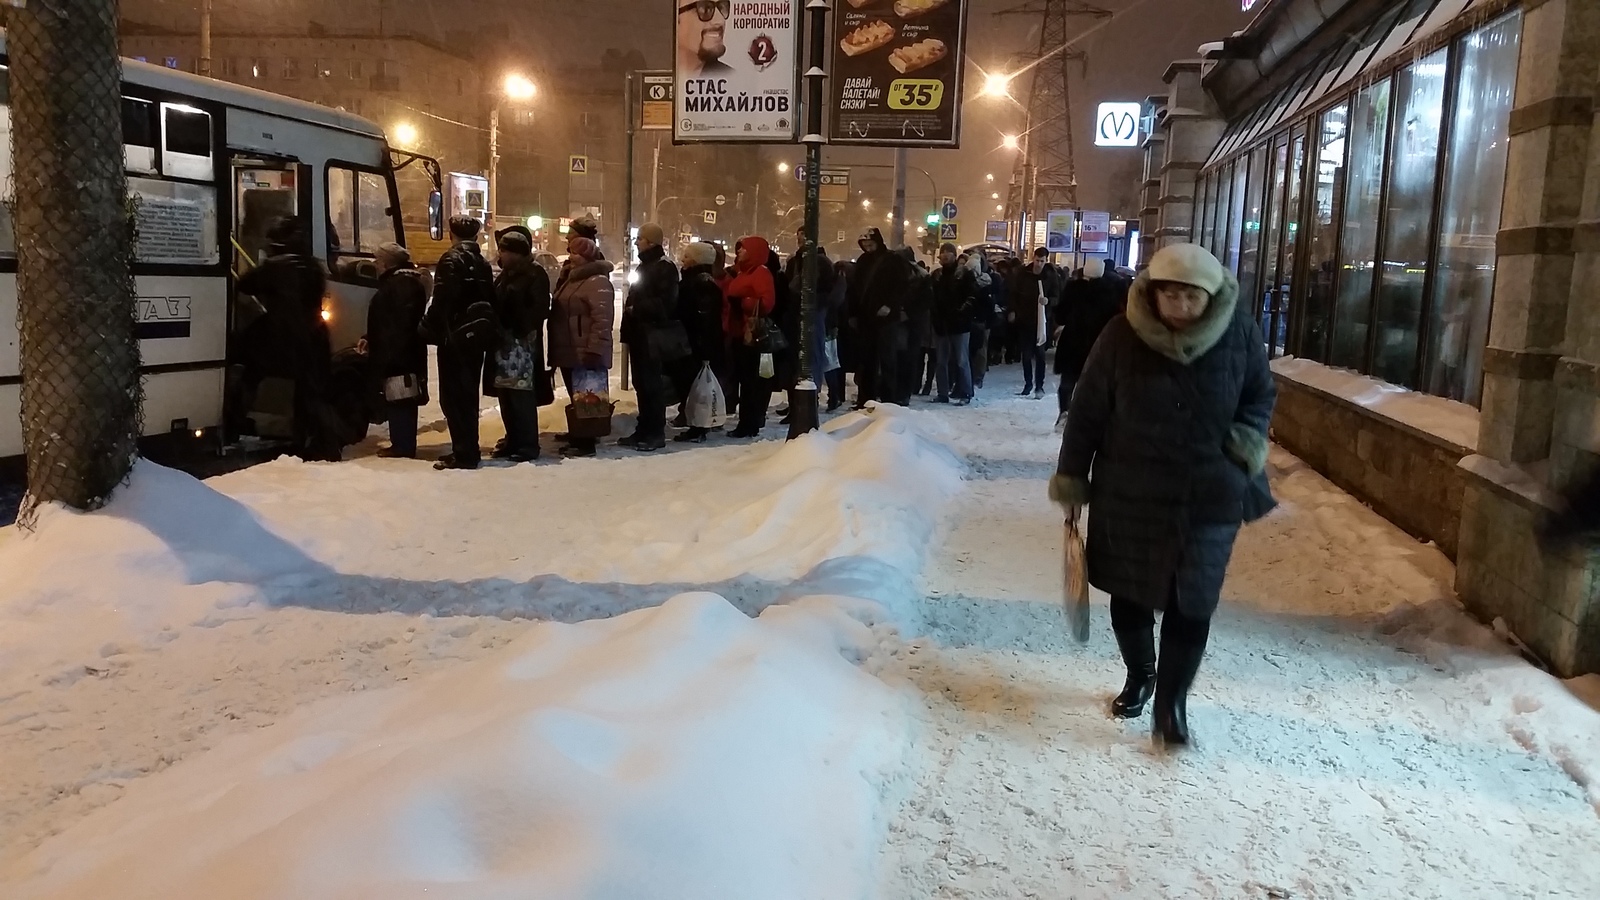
[0,39,443,459]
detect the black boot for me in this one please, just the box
[1110,625,1157,719]
[1152,612,1210,749]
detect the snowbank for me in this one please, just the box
[5,593,909,900]
[1271,356,1480,450]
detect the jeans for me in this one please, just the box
[630,347,668,440]
[500,390,541,456]
[969,324,989,388]
[1021,341,1047,392]
[387,402,418,457]
[437,344,483,465]
[934,333,973,401]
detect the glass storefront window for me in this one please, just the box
[1226,156,1249,274]
[1330,78,1392,370]
[1371,49,1448,386]
[1276,130,1307,356]
[1425,12,1521,405]
[1211,161,1234,259]
[1238,145,1269,306]
[1296,103,1349,362]
[1258,138,1290,337]
[1200,173,1218,253]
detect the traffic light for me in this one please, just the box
[925,213,941,226]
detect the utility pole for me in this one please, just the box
[488,104,500,231]
[624,71,637,275]
[891,148,908,248]
[11,0,140,518]
[789,0,829,439]
[999,1,1107,246]
[198,0,213,77]
[649,139,662,231]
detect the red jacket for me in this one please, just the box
[723,236,776,344]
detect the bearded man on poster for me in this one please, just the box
[677,0,735,76]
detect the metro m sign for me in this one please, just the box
[1094,102,1142,148]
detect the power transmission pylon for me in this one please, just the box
[998,1,1110,247]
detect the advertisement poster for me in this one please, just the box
[674,0,801,143]
[985,220,1009,244]
[1046,210,1077,254]
[1080,210,1111,254]
[829,0,970,147]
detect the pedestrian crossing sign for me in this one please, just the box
[939,222,959,242]
[570,155,589,175]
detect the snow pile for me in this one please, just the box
[4,593,909,900]
[1272,355,1480,450]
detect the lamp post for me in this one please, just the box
[489,73,537,230]
[790,0,829,440]
[198,0,212,77]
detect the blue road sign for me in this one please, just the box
[941,199,959,221]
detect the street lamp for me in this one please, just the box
[991,192,1000,200]
[489,72,538,230]
[982,72,1012,99]
[777,162,790,175]
[862,198,872,210]
[1001,134,1021,151]
[393,122,419,148]
[986,173,995,182]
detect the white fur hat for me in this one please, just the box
[1147,243,1225,295]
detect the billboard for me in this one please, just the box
[1080,211,1111,254]
[640,71,674,131]
[985,220,1009,244]
[1094,102,1142,147]
[1046,210,1076,254]
[674,0,801,143]
[829,0,970,147]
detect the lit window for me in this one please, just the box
[283,58,300,79]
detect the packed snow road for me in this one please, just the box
[0,365,1596,899]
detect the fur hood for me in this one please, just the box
[565,259,615,283]
[1124,268,1240,365]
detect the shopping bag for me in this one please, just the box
[1063,517,1090,643]
[686,362,728,429]
[823,337,841,373]
[493,336,537,392]
[383,374,424,402]
[758,352,776,380]
[569,366,612,419]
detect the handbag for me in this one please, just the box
[823,337,841,373]
[646,321,694,362]
[750,315,789,353]
[493,336,538,392]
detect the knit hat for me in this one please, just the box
[568,236,599,261]
[638,222,666,248]
[495,225,533,253]
[570,215,600,240]
[682,241,719,267]
[1082,257,1105,280]
[1147,243,1225,295]
[939,242,960,256]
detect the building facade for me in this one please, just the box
[1143,0,1599,675]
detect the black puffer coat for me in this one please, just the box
[365,266,429,399]
[1054,272,1127,379]
[1053,271,1276,618]
[678,264,727,367]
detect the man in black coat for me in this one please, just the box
[360,242,429,458]
[423,215,496,470]
[675,241,729,443]
[930,243,978,404]
[1054,257,1129,420]
[620,223,682,451]
[237,217,337,461]
[1008,247,1062,398]
[846,228,914,408]
[489,226,552,461]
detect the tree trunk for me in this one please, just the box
[11,0,141,519]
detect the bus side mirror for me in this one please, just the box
[428,190,444,241]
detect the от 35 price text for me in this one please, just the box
[888,79,945,111]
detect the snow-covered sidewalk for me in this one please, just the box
[1,363,1598,899]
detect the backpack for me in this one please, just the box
[449,252,500,353]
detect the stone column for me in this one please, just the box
[1155,62,1225,251]
[1457,0,1600,676]
[1139,93,1167,268]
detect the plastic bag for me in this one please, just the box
[1063,517,1090,643]
[686,362,728,429]
[569,366,612,419]
[823,338,841,373]
[758,352,775,380]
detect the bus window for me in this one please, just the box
[123,98,158,174]
[0,67,12,257]
[160,102,213,181]
[326,165,401,282]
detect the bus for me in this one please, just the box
[0,39,443,459]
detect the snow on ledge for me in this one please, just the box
[1270,356,1480,453]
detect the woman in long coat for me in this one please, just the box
[548,236,615,457]
[1051,243,1276,748]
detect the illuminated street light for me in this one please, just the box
[862,199,872,210]
[982,72,1012,99]
[777,162,790,174]
[393,122,419,147]
[996,204,1004,212]
[986,173,995,182]
[1001,134,1021,151]
[991,192,1000,200]
[504,73,537,101]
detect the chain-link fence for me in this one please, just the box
[10,0,142,524]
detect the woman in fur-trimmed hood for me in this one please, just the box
[1050,242,1276,750]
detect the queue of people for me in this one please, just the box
[355,216,1144,467]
